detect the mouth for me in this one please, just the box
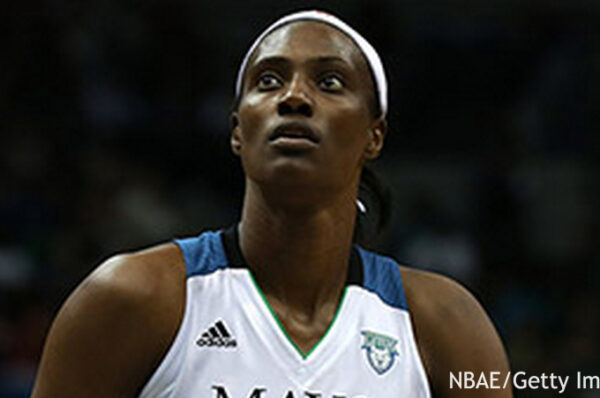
[269,122,321,144]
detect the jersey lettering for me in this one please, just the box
[212,386,350,398]
[212,386,267,398]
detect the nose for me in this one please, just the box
[277,75,313,117]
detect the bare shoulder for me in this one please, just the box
[399,266,512,397]
[87,242,186,305]
[31,242,186,398]
[72,242,187,343]
[399,266,485,325]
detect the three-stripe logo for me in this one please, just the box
[196,319,238,348]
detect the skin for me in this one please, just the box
[230,22,385,349]
[31,21,512,398]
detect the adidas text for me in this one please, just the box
[196,320,238,348]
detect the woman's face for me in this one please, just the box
[232,21,385,199]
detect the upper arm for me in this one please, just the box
[401,268,512,398]
[31,243,185,398]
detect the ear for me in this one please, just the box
[230,113,242,156]
[365,118,386,160]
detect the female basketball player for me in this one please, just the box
[31,11,511,398]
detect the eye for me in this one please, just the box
[257,73,283,90]
[319,74,345,92]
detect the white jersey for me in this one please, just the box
[139,227,431,398]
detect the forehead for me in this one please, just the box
[250,21,367,71]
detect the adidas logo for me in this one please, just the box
[196,319,237,348]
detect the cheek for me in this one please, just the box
[318,106,372,185]
[236,95,276,177]
[237,94,272,144]
[323,101,371,152]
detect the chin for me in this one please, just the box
[261,161,322,188]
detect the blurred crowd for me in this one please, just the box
[2,1,598,397]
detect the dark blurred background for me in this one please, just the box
[1,1,598,397]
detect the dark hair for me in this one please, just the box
[353,165,392,248]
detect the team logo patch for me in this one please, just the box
[360,330,399,375]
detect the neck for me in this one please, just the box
[239,180,358,318]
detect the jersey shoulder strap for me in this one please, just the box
[357,247,408,311]
[174,230,228,278]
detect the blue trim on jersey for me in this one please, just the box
[358,247,408,311]
[174,230,229,278]
[175,229,408,312]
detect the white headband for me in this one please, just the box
[235,10,388,117]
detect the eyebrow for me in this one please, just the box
[249,55,351,71]
[251,56,289,69]
[308,55,349,65]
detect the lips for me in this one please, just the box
[269,122,320,144]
